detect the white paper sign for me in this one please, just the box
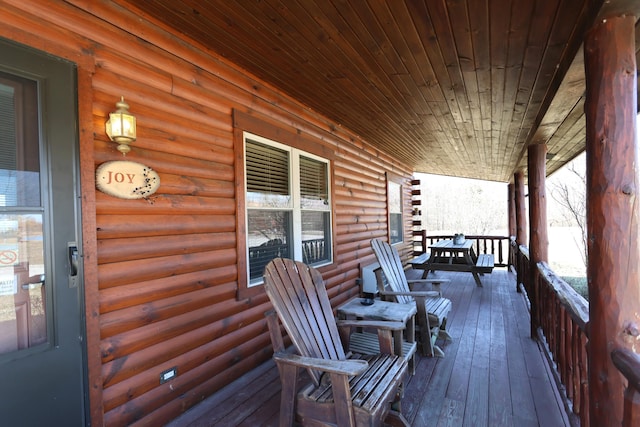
[0,271,17,296]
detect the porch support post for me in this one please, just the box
[514,171,527,247]
[508,182,517,271]
[514,170,527,292]
[584,14,640,427]
[527,143,548,338]
[508,183,516,238]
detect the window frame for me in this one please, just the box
[233,110,335,300]
[244,133,332,286]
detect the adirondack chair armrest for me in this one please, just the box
[273,352,368,376]
[380,289,441,299]
[406,278,450,285]
[336,319,406,331]
[406,279,449,295]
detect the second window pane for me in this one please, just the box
[301,211,331,265]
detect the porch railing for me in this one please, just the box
[515,245,589,426]
[248,238,327,278]
[538,261,590,426]
[515,244,640,427]
[301,238,327,265]
[514,243,529,293]
[423,233,510,267]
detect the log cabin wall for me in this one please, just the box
[0,1,416,425]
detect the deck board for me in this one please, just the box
[488,274,514,426]
[463,279,491,426]
[167,269,570,427]
[504,276,539,426]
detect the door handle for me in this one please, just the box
[68,245,78,277]
[68,243,79,288]
[21,274,45,290]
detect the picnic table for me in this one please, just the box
[410,239,494,287]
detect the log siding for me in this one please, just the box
[0,1,415,425]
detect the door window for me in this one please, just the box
[0,72,48,354]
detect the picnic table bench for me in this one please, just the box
[475,253,495,273]
[410,252,430,266]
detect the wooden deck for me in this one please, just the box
[166,269,570,427]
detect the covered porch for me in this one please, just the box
[1,1,639,425]
[168,269,570,427]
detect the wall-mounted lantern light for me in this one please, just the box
[105,96,136,155]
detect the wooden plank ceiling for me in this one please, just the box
[117,0,640,182]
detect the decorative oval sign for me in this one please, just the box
[96,161,160,199]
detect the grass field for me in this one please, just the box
[548,226,588,300]
[562,276,588,299]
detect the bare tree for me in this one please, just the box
[420,175,506,236]
[549,161,587,268]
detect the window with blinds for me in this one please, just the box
[246,139,289,195]
[388,180,403,244]
[0,84,18,207]
[244,133,332,285]
[0,74,40,208]
[300,155,328,209]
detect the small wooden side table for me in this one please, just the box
[337,298,417,374]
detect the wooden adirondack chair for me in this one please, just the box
[263,258,410,427]
[370,239,452,357]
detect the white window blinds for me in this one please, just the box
[300,155,328,206]
[245,139,289,196]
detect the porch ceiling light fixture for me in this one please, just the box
[105,96,136,155]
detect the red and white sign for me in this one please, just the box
[0,250,18,265]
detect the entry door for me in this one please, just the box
[0,40,86,425]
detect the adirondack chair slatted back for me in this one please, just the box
[370,239,414,305]
[264,258,346,385]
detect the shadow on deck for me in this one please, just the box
[167,269,570,427]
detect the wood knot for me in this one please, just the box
[622,184,633,195]
[623,322,640,337]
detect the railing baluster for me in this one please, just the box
[570,322,579,415]
[563,309,572,402]
[582,333,590,427]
